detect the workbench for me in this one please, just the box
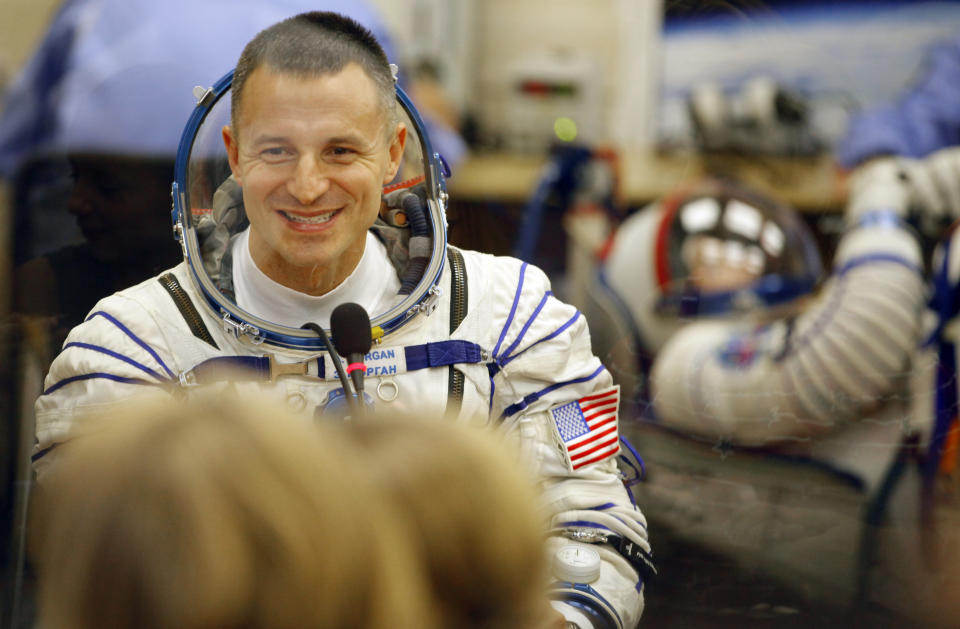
[446,150,846,212]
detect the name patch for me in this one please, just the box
[321,347,407,380]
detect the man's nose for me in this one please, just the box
[287,155,331,205]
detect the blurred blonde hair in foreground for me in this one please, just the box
[345,413,555,629]
[32,394,437,629]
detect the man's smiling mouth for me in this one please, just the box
[279,209,338,224]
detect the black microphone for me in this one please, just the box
[300,321,359,416]
[330,302,373,405]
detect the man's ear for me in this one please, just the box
[383,122,407,184]
[222,125,242,185]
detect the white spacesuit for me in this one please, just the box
[588,152,960,621]
[33,68,651,628]
[599,168,949,446]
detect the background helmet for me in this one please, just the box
[602,177,824,356]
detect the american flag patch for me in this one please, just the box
[549,386,621,471]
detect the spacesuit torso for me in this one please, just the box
[35,239,651,629]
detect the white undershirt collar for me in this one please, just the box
[231,228,402,329]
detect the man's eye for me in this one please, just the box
[330,147,355,157]
[260,147,291,160]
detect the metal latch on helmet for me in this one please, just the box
[411,285,442,317]
[192,85,215,106]
[220,311,265,344]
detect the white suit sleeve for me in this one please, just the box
[33,281,200,480]
[479,258,650,628]
[650,220,925,446]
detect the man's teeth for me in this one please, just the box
[282,211,335,224]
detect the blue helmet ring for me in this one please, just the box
[171,69,448,350]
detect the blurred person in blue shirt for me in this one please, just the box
[837,35,960,169]
[1,0,467,351]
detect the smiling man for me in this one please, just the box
[223,63,405,296]
[35,12,652,629]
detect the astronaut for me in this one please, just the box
[597,148,960,448]
[33,12,651,629]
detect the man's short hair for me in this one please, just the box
[230,11,396,135]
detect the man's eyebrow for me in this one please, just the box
[248,133,371,147]
[250,135,291,147]
[326,134,370,147]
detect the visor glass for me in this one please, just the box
[177,80,444,340]
[658,191,822,315]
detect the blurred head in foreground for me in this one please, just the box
[33,395,436,629]
[345,414,554,629]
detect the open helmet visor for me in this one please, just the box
[652,180,823,317]
[171,70,449,350]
